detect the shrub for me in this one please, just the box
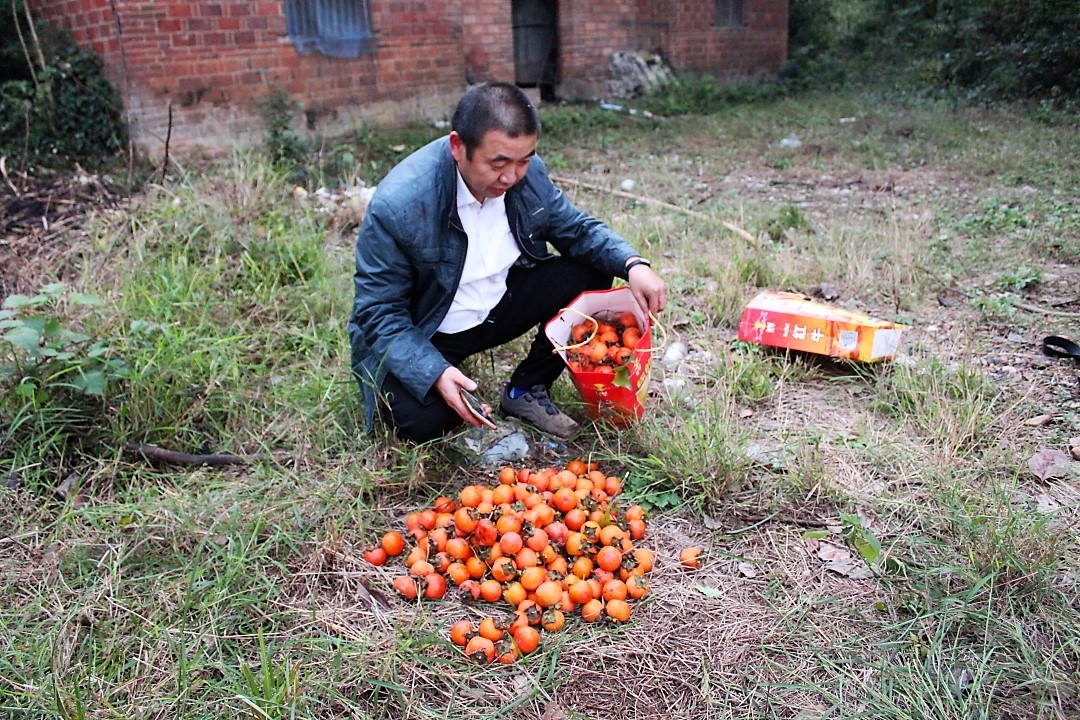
[0,0,127,166]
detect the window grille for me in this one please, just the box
[713,0,745,28]
[285,0,375,58]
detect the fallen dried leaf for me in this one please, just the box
[695,585,724,598]
[54,473,80,500]
[825,557,875,579]
[815,541,874,579]
[737,562,758,578]
[1028,448,1072,481]
[1024,414,1053,427]
[356,579,391,611]
[542,702,569,720]
[815,542,849,562]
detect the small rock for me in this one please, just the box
[744,443,786,469]
[1069,437,1080,461]
[478,432,529,467]
[818,282,840,301]
[779,136,802,149]
[663,377,688,393]
[1024,414,1053,427]
[1006,332,1026,343]
[663,341,689,368]
[619,179,637,192]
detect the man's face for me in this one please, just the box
[450,130,537,202]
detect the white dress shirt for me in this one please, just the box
[437,171,522,334]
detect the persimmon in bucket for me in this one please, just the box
[563,312,642,373]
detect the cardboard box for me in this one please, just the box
[737,291,904,362]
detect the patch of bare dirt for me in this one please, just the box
[728,158,1080,422]
[0,163,126,298]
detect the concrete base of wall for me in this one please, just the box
[132,89,467,159]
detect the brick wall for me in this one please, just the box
[660,0,789,79]
[28,0,787,156]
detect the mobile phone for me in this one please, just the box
[460,388,497,430]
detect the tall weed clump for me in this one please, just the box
[1,151,364,487]
[111,151,358,454]
[0,283,129,487]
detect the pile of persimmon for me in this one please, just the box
[363,460,654,665]
[563,311,643,375]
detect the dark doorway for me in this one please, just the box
[512,0,558,101]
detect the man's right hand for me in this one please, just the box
[435,366,493,427]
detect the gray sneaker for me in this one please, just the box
[499,384,579,440]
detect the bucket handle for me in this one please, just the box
[551,307,667,354]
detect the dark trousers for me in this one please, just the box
[380,257,612,442]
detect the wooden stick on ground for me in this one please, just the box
[549,174,758,243]
[123,442,288,467]
[1012,300,1080,318]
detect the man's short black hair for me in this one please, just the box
[451,83,541,158]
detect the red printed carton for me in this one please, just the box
[737,291,905,362]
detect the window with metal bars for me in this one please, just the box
[713,0,745,28]
[284,0,375,58]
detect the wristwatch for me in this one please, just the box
[624,256,652,273]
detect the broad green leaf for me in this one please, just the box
[129,320,161,335]
[73,369,106,396]
[852,531,882,565]
[42,317,63,338]
[881,555,909,577]
[695,585,724,598]
[802,529,831,540]
[18,317,46,332]
[612,364,631,389]
[16,380,37,398]
[40,282,68,297]
[3,326,42,353]
[69,293,102,305]
[56,330,91,344]
[2,294,35,309]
